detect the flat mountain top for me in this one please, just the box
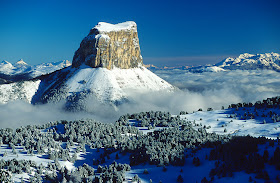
[93,21,137,33]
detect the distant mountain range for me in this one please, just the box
[146,52,280,73]
[1,52,279,82]
[0,59,71,83]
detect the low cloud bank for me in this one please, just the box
[154,69,280,103]
[1,69,280,129]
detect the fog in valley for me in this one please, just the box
[1,69,280,129]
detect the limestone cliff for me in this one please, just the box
[72,21,143,69]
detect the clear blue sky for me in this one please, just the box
[0,0,279,66]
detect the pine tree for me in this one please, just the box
[177,175,183,182]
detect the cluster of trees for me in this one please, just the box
[1,109,280,182]
[0,159,37,174]
[228,97,280,110]
[0,158,132,183]
[0,110,231,182]
[45,161,132,183]
[227,96,280,123]
[0,169,11,182]
[116,111,183,128]
[0,119,141,182]
[208,136,279,181]
[95,161,131,183]
[0,119,140,160]
[125,126,230,166]
[115,111,231,166]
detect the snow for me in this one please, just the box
[66,65,124,102]
[29,60,71,78]
[95,34,110,40]
[2,107,280,182]
[15,59,28,65]
[183,52,280,73]
[65,65,175,102]
[202,66,225,72]
[94,21,137,33]
[0,60,16,74]
[0,62,175,105]
[181,109,280,139]
[215,52,280,71]
[0,60,71,77]
[0,80,41,104]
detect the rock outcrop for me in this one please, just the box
[72,21,143,69]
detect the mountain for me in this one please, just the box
[191,52,280,72]
[215,52,280,71]
[147,52,280,73]
[29,60,71,78]
[0,21,175,107]
[0,60,71,82]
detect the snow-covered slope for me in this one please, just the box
[215,52,280,71]
[0,64,175,107]
[0,80,41,103]
[65,65,175,103]
[0,59,71,78]
[0,60,16,74]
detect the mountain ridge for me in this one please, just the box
[148,52,280,73]
[215,52,280,71]
[0,60,71,83]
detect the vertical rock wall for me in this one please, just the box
[72,21,143,69]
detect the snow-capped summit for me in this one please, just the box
[0,60,13,65]
[215,52,280,71]
[72,21,143,70]
[93,21,137,33]
[238,53,255,59]
[0,60,15,73]
[15,59,28,65]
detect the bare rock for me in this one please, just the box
[72,21,143,69]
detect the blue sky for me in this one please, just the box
[0,0,279,66]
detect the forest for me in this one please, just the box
[1,96,280,182]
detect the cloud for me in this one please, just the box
[1,69,280,129]
[154,69,280,105]
[0,101,91,129]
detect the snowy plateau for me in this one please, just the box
[1,21,280,183]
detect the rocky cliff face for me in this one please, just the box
[72,21,143,69]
